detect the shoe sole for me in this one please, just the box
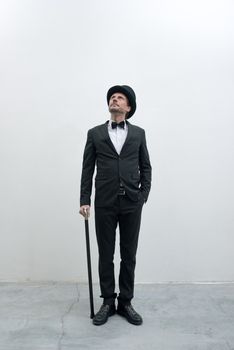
[117,309,143,325]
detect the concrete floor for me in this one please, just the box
[0,282,234,350]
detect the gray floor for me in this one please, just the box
[0,282,234,350]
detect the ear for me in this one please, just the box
[127,105,131,112]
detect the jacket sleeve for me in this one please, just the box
[139,130,152,202]
[80,130,96,206]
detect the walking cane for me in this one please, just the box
[84,209,95,319]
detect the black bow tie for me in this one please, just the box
[111,121,125,129]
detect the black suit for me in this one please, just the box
[80,120,152,304]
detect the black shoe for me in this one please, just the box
[93,304,116,326]
[117,304,143,325]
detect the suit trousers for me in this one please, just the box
[95,194,144,305]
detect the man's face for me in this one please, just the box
[108,92,131,116]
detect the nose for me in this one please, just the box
[110,97,118,106]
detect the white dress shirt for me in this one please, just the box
[108,120,128,155]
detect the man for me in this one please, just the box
[79,85,152,326]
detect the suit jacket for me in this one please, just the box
[80,120,152,208]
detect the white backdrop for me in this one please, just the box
[0,0,233,283]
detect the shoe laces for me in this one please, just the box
[98,304,110,316]
[126,304,138,316]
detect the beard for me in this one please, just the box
[109,106,124,115]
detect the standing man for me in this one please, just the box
[80,85,152,326]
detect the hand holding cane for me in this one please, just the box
[84,208,95,319]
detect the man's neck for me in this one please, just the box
[110,114,126,124]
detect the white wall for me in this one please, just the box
[0,0,233,283]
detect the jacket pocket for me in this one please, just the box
[95,172,108,181]
[131,173,140,180]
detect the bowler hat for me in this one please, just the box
[107,85,136,119]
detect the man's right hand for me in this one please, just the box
[79,205,91,218]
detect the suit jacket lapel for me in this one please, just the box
[102,121,119,155]
[120,120,132,155]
